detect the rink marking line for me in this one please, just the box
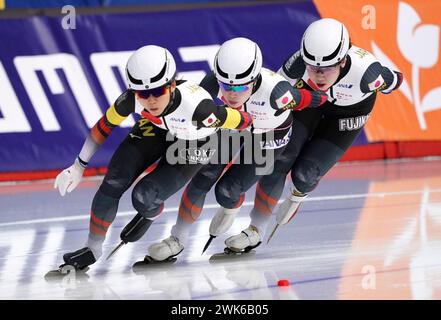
[1,188,441,228]
[192,263,441,300]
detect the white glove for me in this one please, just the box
[54,158,85,196]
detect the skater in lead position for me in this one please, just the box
[48,45,253,275]
[142,37,327,262]
[226,18,404,251]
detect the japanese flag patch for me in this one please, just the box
[202,113,218,127]
[275,91,295,109]
[368,74,385,91]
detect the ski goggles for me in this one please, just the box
[305,61,342,74]
[219,81,252,93]
[135,84,170,99]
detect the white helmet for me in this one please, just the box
[214,37,262,85]
[301,18,350,67]
[125,45,176,90]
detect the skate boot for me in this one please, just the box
[225,225,262,253]
[209,226,261,262]
[45,247,97,280]
[148,236,184,261]
[133,236,183,270]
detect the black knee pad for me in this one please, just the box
[131,180,162,219]
[215,178,243,209]
[291,159,322,194]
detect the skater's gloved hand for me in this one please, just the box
[54,157,86,196]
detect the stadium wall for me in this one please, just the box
[0,0,440,181]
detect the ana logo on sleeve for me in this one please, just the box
[275,91,295,109]
[368,74,385,91]
[202,113,219,127]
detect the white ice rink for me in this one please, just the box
[0,158,440,300]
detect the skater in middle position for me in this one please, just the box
[145,37,327,261]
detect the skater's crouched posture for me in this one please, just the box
[239,18,404,247]
[145,37,327,261]
[48,45,253,275]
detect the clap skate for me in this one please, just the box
[132,236,183,270]
[45,247,96,280]
[209,226,261,262]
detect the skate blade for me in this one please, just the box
[132,255,177,272]
[44,266,90,282]
[208,249,256,263]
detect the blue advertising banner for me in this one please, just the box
[4,0,234,9]
[0,2,320,172]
